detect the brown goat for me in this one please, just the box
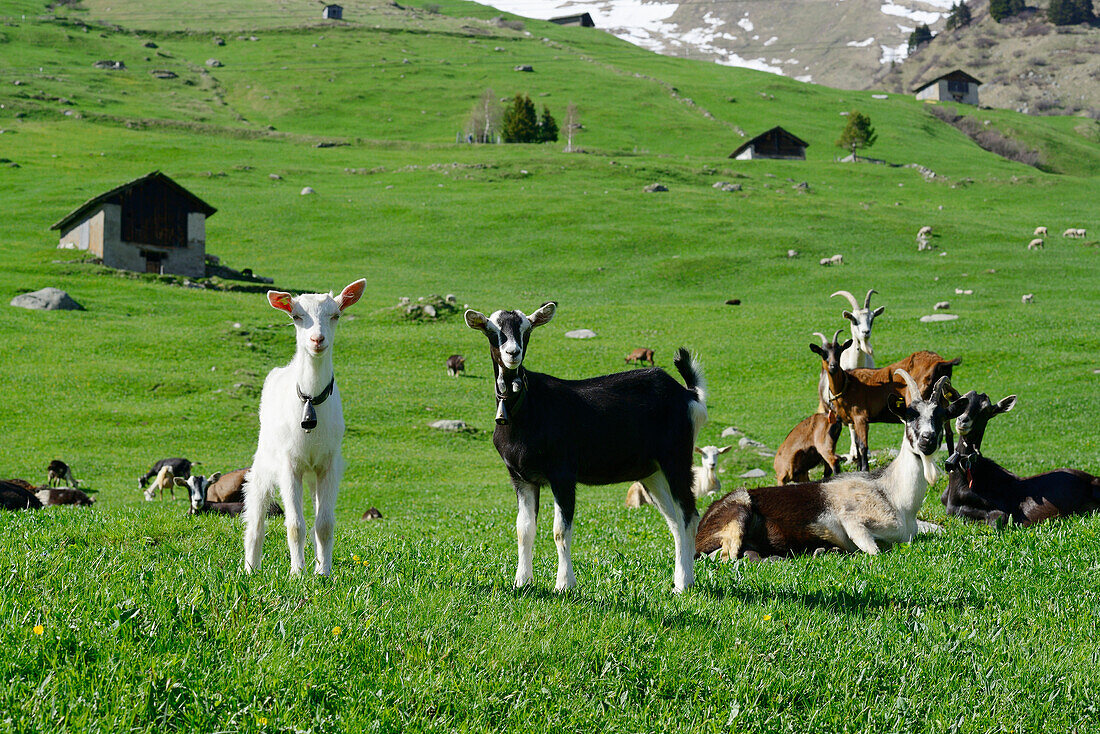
[205,468,249,503]
[36,487,95,506]
[811,330,960,471]
[446,354,466,377]
[624,348,655,366]
[774,411,843,484]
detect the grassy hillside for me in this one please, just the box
[1,1,1099,731]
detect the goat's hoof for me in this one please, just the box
[988,511,1008,530]
[741,550,763,563]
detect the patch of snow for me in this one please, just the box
[763,36,779,46]
[737,17,754,31]
[881,3,941,25]
[848,37,876,47]
[716,53,784,74]
[795,74,813,82]
[880,41,909,64]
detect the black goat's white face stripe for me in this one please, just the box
[489,310,532,369]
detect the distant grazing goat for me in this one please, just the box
[179,474,283,517]
[812,330,960,471]
[1,480,42,510]
[466,302,707,592]
[446,354,465,377]
[942,391,1100,526]
[1027,238,1044,251]
[774,411,842,484]
[1034,226,1047,236]
[693,445,730,498]
[243,279,366,576]
[697,373,957,560]
[139,458,191,489]
[46,460,79,488]
[144,465,177,501]
[1062,228,1087,238]
[36,487,95,506]
[625,348,655,367]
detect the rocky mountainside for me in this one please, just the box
[873,2,1100,117]
[478,0,1100,116]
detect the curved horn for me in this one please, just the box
[832,328,843,346]
[894,368,921,403]
[830,290,860,311]
[864,288,877,309]
[812,331,829,346]
[931,375,949,405]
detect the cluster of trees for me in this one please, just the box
[944,1,972,30]
[1047,0,1095,24]
[907,24,934,53]
[465,90,581,147]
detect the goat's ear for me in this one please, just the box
[209,472,222,484]
[694,446,703,455]
[809,343,825,357]
[267,291,294,314]
[842,310,857,324]
[841,339,854,352]
[994,395,1017,414]
[887,393,907,418]
[336,279,366,311]
[826,410,837,424]
[529,301,556,328]
[946,396,968,418]
[465,309,489,332]
[872,306,885,318]
[717,445,732,454]
[173,477,189,488]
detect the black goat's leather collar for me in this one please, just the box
[297,376,335,431]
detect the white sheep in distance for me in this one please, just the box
[243,279,366,576]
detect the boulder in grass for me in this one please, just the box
[919,313,959,323]
[431,419,472,433]
[565,329,597,339]
[740,468,767,479]
[643,183,668,193]
[300,186,315,195]
[11,288,85,311]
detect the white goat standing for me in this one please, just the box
[693,445,731,498]
[823,289,884,464]
[243,279,365,576]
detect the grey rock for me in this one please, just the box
[919,314,959,322]
[564,329,597,339]
[93,60,126,70]
[206,58,223,68]
[430,419,471,432]
[513,64,534,72]
[269,173,282,180]
[150,70,177,79]
[787,249,799,258]
[11,287,85,311]
[739,468,767,479]
[300,186,315,195]
[934,301,950,310]
[712,181,742,192]
[738,437,768,450]
[720,426,743,438]
[643,183,668,193]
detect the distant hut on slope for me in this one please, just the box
[550,13,595,27]
[50,171,216,277]
[730,126,809,161]
[913,69,982,105]
[322,4,343,20]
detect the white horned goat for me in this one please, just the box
[821,289,884,464]
[243,279,365,576]
[465,302,707,592]
[693,445,731,498]
[696,371,958,561]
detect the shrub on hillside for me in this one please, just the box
[502,94,538,143]
[836,111,877,160]
[945,1,972,30]
[989,0,1025,22]
[537,105,558,143]
[1047,0,1096,25]
[908,24,934,53]
[926,106,1044,167]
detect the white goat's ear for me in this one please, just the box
[529,301,556,328]
[465,309,489,332]
[173,477,189,488]
[694,446,703,455]
[995,395,1017,414]
[336,279,366,311]
[717,446,732,454]
[268,291,294,314]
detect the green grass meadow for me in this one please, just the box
[1,1,1099,731]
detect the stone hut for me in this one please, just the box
[50,171,216,277]
[913,70,982,106]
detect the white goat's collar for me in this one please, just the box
[297,376,335,432]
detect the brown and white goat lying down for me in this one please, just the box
[696,372,958,561]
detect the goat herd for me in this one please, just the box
[3,281,1097,594]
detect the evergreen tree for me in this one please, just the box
[836,111,878,160]
[502,94,538,143]
[537,105,559,143]
[944,1,972,30]
[907,24,934,53]
[1047,0,1095,24]
[989,0,1024,22]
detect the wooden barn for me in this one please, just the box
[550,13,595,27]
[51,171,216,278]
[730,126,809,161]
[322,4,343,19]
[914,70,982,105]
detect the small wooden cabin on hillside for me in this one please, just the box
[550,13,595,27]
[730,127,808,161]
[51,171,216,278]
[913,70,981,105]
[322,4,343,19]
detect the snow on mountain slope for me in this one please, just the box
[475,0,953,88]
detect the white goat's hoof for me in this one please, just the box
[554,575,576,592]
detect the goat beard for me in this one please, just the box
[920,453,939,486]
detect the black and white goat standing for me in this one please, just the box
[465,303,707,592]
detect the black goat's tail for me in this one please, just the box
[674,348,708,440]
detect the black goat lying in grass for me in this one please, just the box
[942,391,1100,526]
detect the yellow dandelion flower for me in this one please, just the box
[352,554,360,561]
[33,624,44,636]
[762,615,772,622]
[256,716,268,725]
[332,626,342,636]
